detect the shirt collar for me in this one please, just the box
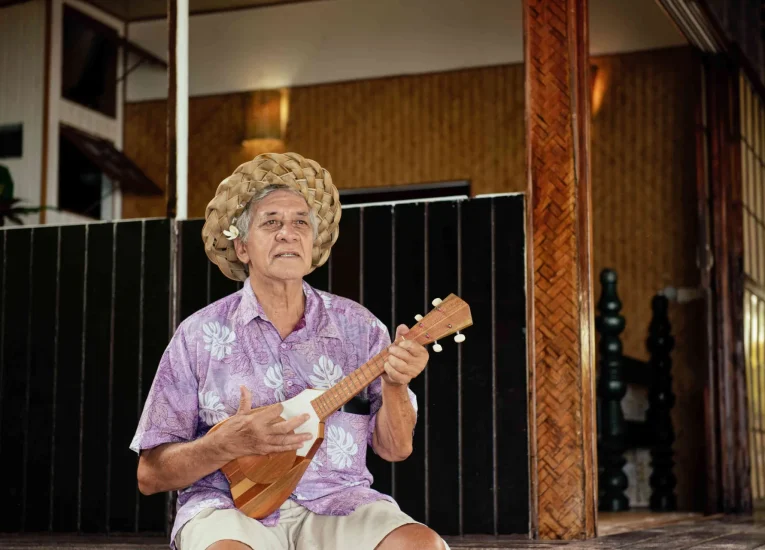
[233,278,342,340]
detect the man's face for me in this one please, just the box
[234,191,314,282]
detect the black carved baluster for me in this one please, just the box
[646,294,677,511]
[596,269,630,511]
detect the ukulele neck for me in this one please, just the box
[309,293,473,420]
[310,348,390,421]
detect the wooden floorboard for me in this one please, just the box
[4,517,765,549]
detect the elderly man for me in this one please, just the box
[131,153,446,550]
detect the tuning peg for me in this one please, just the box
[454,331,465,343]
[432,341,443,353]
[432,297,443,307]
[414,314,423,321]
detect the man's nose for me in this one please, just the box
[276,224,300,241]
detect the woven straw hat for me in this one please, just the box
[202,152,341,281]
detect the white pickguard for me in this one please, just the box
[278,388,326,457]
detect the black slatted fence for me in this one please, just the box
[0,195,528,537]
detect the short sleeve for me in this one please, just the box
[130,326,200,453]
[365,317,418,450]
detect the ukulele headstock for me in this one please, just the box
[408,294,473,352]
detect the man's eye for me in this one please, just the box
[297,220,307,225]
[265,220,279,225]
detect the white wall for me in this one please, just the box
[126,0,687,102]
[0,0,46,224]
[45,0,125,225]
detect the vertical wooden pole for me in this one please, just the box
[524,0,596,539]
[166,0,177,219]
[176,0,188,220]
[167,0,188,220]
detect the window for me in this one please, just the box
[62,5,117,118]
[0,124,23,159]
[58,129,106,219]
[740,71,765,505]
[57,124,162,219]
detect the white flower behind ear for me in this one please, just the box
[309,356,343,389]
[223,225,239,240]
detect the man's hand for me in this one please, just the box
[382,324,429,387]
[137,386,310,495]
[216,386,312,460]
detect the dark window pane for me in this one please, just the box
[58,130,104,219]
[62,5,117,118]
[0,124,22,159]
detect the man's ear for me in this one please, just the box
[233,238,249,266]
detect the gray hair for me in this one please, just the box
[234,184,319,244]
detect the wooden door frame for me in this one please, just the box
[702,53,751,515]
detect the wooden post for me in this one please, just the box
[165,0,189,534]
[166,0,177,219]
[167,0,188,219]
[524,0,596,539]
[706,55,751,515]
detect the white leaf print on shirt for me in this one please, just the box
[199,391,228,425]
[326,425,358,469]
[202,321,236,360]
[371,318,388,333]
[308,356,343,389]
[264,364,286,402]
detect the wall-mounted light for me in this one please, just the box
[242,88,289,144]
[590,63,608,117]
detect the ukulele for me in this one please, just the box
[207,293,473,519]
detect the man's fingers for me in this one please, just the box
[267,432,312,446]
[260,442,307,454]
[384,362,410,385]
[387,345,415,362]
[394,324,410,340]
[399,339,428,357]
[386,354,414,374]
[273,414,311,434]
[236,385,252,415]
[260,403,284,420]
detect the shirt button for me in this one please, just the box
[281,343,287,349]
[287,381,293,387]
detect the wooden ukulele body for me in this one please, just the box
[207,388,326,519]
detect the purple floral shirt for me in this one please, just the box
[130,279,417,547]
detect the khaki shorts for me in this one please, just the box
[176,499,445,550]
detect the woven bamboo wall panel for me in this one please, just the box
[590,47,705,511]
[122,65,525,218]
